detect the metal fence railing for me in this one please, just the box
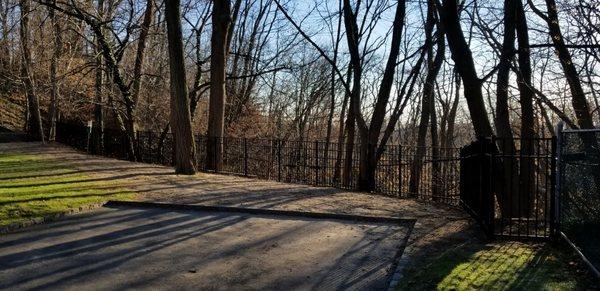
[53,121,600,277]
[55,122,462,205]
[460,136,556,239]
[557,123,600,278]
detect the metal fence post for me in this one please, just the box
[315,140,319,185]
[552,121,564,239]
[489,136,496,238]
[398,145,403,197]
[278,139,282,182]
[86,120,93,153]
[243,137,248,176]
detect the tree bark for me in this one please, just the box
[438,0,494,137]
[430,85,440,200]
[352,0,407,191]
[324,7,343,184]
[165,0,197,174]
[92,0,105,154]
[48,3,61,141]
[131,0,153,107]
[207,0,232,171]
[495,0,519,217]
[542,0,595,131]
[445,71,460,148]
[19,0,44,142]
[123,0,154,160]
[515,0,535,217]
[334,66,351,184]
[0,2,9,75]
[410,0,443,196]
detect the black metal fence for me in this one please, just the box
[557,125,600,277]
[460,136,556,239]
[53,121,600,277]
[55,122,461,204]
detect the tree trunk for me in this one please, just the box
[495,0,519,217]
[0,3,9,75]
[410,0,441,196]
[122,0,153,161]
[543,0,595,131]
[324,8,343,184]
[131,0,153,107]
[92,0,105,155]
[356,0,406,191]
[438,0,494,137]
[430,89,440,200]
[445,71,460,148]
[515,0,535,217]
[343,87,356,188]
[207,0,232,171]
[19,0,44,142]
[48,4,61,142]
[334,67,351,184]
[165,0,197,174]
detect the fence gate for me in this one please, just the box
[460,138,495,237]
[556,123,600,277]
[460,136,556,239]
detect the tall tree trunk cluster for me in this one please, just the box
[410,0,445,197]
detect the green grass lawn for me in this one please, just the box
[397,241,598,290]
[0,153,135,227]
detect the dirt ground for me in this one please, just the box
[0,142,479,288]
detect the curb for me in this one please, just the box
[105,200,417,226]
[386,233,416,291]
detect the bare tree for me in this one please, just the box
[47,1,61,141]
[438,0,494,137]
[166,0,197,174]
[207,0,232,171]
[91,0,104,154]
[529,0,595,131]
[19,0,44,142]
[409,0,444,197]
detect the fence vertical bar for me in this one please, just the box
[86,121,93,153]
[147,132,153,163]
[315,140,319,185]
[243,137,248,176]
[552,122,563,239]
[278,139,282,182]
[489,136,496,238]
[398,145,403,197]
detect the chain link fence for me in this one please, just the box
[558,125,600,277]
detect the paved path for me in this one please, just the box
[0,206,410,290]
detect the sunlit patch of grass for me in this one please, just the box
[0,153,135,227]
[397,241,596,290]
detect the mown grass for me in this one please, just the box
[397,241,598,290]
[0,153,135,227]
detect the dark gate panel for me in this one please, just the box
[460,136,556,239]
[460,137,495,237]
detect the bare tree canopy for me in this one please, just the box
[0,0,597,185]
